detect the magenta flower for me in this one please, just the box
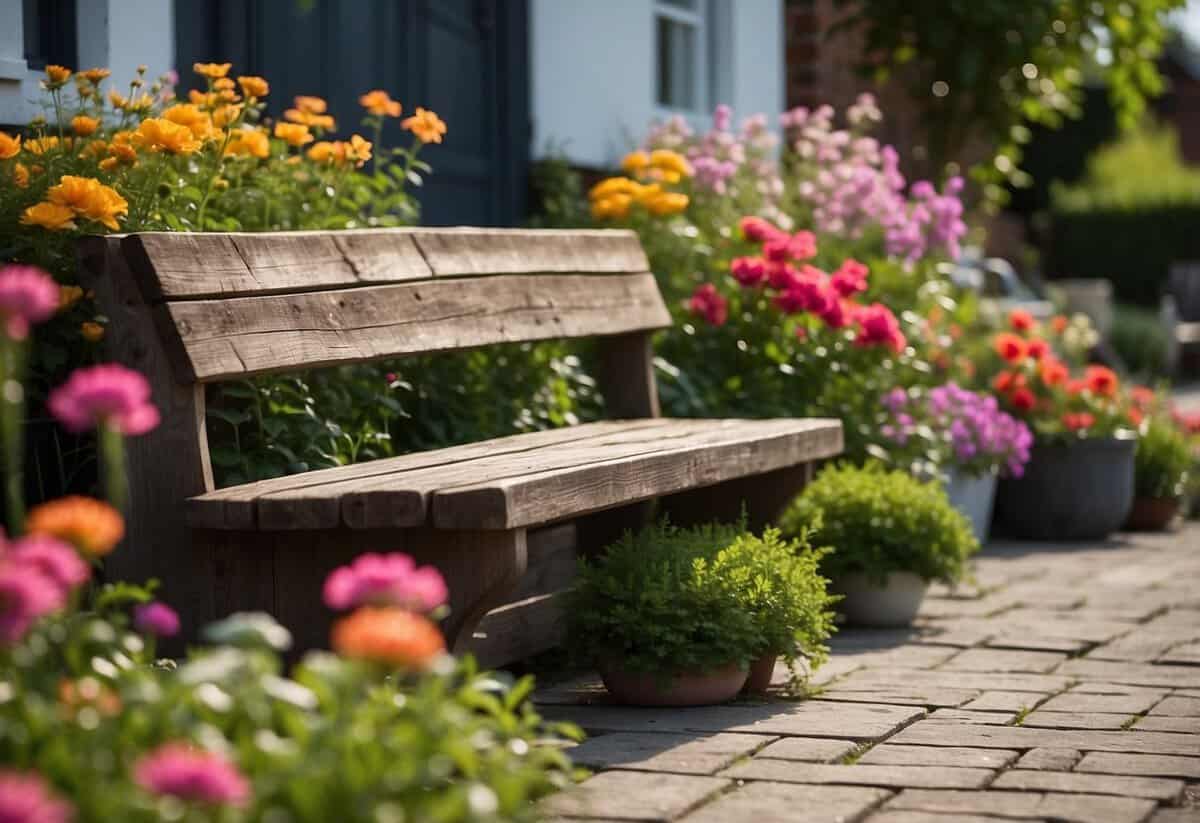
[686,284,729,327]
[853,303,906,353]
[323,552,449,613]
[47,364,160,436]
[730,256,766,288]
[6,536,89,595]
[134,744,250,807]
[0,265,59,342]
[0,769,73,823]
[0,563,65,644]
[133,601,180,637]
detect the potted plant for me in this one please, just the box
[1127,415,1191,530]
[781,463,979,627]
[878,382,1032,542]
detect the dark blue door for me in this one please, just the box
[174,0,529,226]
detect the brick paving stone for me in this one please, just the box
[814,687,977,708]
[1158,641,1200,665]
[1075,751,1200,779]
[939,648,1067,673]
[1057,659,1200,689]
[990,769,1184,801]
[720,760,994,790]
[927,708,1018,725]
[858,743,1018,769]
[889,719,1200,755]
[985,635,1091,654]
[1020,710,1132,730]
[1015,747,1082,771]
[753,737,858,763]
[540,702,925,742]
[564,731,775,775]
[909,624,996,647]
[834,668,1071,694]
[826,641,961,670]
[1090,625,1200,663]
[884,788,1157,823]
[678,782,890,823]
[1134,715,1200,734]
[962,691,1050,712]
[1037,683,1165,714]
[1147,809,1200,823]
[537,770,729,822]
[866,813,1043,823]
[1151,695,1200,716]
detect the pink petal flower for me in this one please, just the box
[0,564,65,644]
[0,265,59,342]
[134,744,250,807]
[0,769,73,823]
[6,536,89,595]
[322,552,448,612]
[47,364,160,436]
[134,601,180,637]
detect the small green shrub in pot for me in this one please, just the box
[781,463,979,627]
[1127,417,1192,529]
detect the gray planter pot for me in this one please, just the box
[944,468,997,545]
[994,436,1136,541]
[836,571,929,627]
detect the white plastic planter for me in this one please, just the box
[836,571,929,627]
[944,468,997,545]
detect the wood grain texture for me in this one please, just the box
[410,228,649,276]
[596,331,660,419]
[165,272,671,381]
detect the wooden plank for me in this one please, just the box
[410,228,649,276]
[470,593,567,669]
[596,331,660,419]
[432,418,844,529]
[165,272,672,381]
[188,419,675,530]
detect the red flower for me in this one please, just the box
[1050,314,1069,333]
[1084,365,1118,397]
[854,303,905,353]
[993,333,1028,363]
[740,216,782,243]
[1131,386,1156,408]
[1025,338,1049,360]
[1009,309,1035,332]
[1128,407,1144,426]
[1038,357,1068,387]
[992,371,1017,393]
[830,258,869,297]
[1010,388,1036,412]
[687,284,728,326]
[1062,412,1095,431]
[730,256,767,287]
[1066,378,1087,395]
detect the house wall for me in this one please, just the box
[530,0,785,169]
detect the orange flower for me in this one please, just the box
[0,131,19,159]
[225,129,270,159]
[27,496,124,557]
[1128,407,1144,426]
[1050,314,1069,334]
[1010,388,1036,412]
[47,175,128,230]
[132,118,202,155]
[71,115,100,136]
[992,332,1028,364]
[59,285,84,310]
[103,143,138,169]
[78,68,111,84]
[359,89,402,117]
[1062,412,1095,431]
[1084,365,1118,397]
[44,65,71,87]
[162,104,216,140]
[237,76,269,98]
[211,104,243,129]
[621,150,649,176]
[331,607,445,668]
[293,95,328,114]
[193,62,232,79]
[1008,309,1034,332]
[345,134,372,166]
[24,136,60,156]
[401,107,446,144]
[1037,357,1068,387]
[80,321,104,342]
[20,202,76,231]
[273,122,313,147]
[1025,338,1049,360]
[12,162,30,188]
[284,108,336,130]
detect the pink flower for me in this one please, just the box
[854,303,906,353]
[818,297,852,329]
[765,261,800,291]
[739,216,782,243]
[47,364,160,435]
[323,552,448,612]
[729,257,766,287]
[686,284,728,327]
[5,536,89,595]
[830,259,869,297]
[0,769,73,823]
[134,744,250,807]
[0,564,65,644]
[134,601,180,637]
[787,231,818,261]
[0,265,59,341]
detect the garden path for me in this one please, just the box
[536,523,1200,822]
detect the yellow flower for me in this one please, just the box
[647,149,692,183]
[193,62,231,79]
[306,141,340,164]
[621,150,649,176]
[187,89,218,109]
[359,89,402,117]
[79,140,108,160]
[237,76,269,98]
[71,115,100,136]
[132,118,202,155]
[24,136,60,156]
[109,90,152,113]
[47,175,129,230]
[0,131,19,159]
[401,107,446,144]
[225,129,270,159]
[293,95,328,114]
[59,285,85,310]
[588,176,639,201]
[285,108,335,130]
[80,322,105,342]
[44,65,71,87]
[78,68,111,83]
[641,189,689,216]
[21,202,77,231]
[97,157,118,172]
[345,134,372,166]
[162,104,215,140]
[591,193,633,221]
[12,163,29,188]
[212,104,242,128]
[273,122,313,147]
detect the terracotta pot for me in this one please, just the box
[836,571,929,627]
[742,655,778,693]
[1124,497,1181,531]
[598,661,748,707]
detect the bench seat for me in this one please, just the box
[189,417,843,532]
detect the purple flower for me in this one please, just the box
[0,769,73,823]
[134,744,250,807]
[134,601,180,637]
[322,552,448,613]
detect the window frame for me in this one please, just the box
[652,0,733,124]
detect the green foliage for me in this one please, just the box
[1134,416,1192,499]
[1052,123,1200,210]
[782,462,979,585]
[1110,303,1169,378]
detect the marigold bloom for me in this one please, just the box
[12,163,29,188]
[331,607,446,668]
[132,118,202,155]
[273,122,313,147]
[162,104,215,140]
[323,553,448,612]
[193,62,232,79]
[20,203,76,232]
[80,321,104,342]
[8,535,90,595]
[134,601,180,637]
[589,176,639,201]
[687,283,728,326]
[359,89,401,117]
[43,65,71,86]
[103,142,138,169]
[225,129,270,159]
[69,115,100,137]
[646,148,692,182]
[135,744,250,807]
[641,189,689,216]
[621,150,649,176]
[237,75,269,98]
[0,265,59,340]
[47,175,128,230]
[26,496,124,558]
[402,107,447,144]
[47,363,160,436]
[78,67,110,83]
[23,136,60,156]
[0,131,19,159]
[591,193,632,220]
[992,332,1028,363]
[1084,365,1119,397]
[0,769,73,823]
[0,563,65,644]
[1008,308,1035,332]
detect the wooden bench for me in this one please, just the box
[79,228,843,663]
[1163,262,1200,375]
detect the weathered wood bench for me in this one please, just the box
[80,228,842,663]
[1163,262,1200,375]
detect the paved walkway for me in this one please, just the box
[536,523,1200,823]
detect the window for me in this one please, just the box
[22,0,77,70]
[655,0,705,111]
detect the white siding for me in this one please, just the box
[531,0,784,168]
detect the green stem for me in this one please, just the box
[97,425,128,513]
[0,339,27,534]
[196,127,237,228]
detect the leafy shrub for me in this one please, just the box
[1134,416,1192,500]
[1110,303,1169,379]
[782,463,979,585]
